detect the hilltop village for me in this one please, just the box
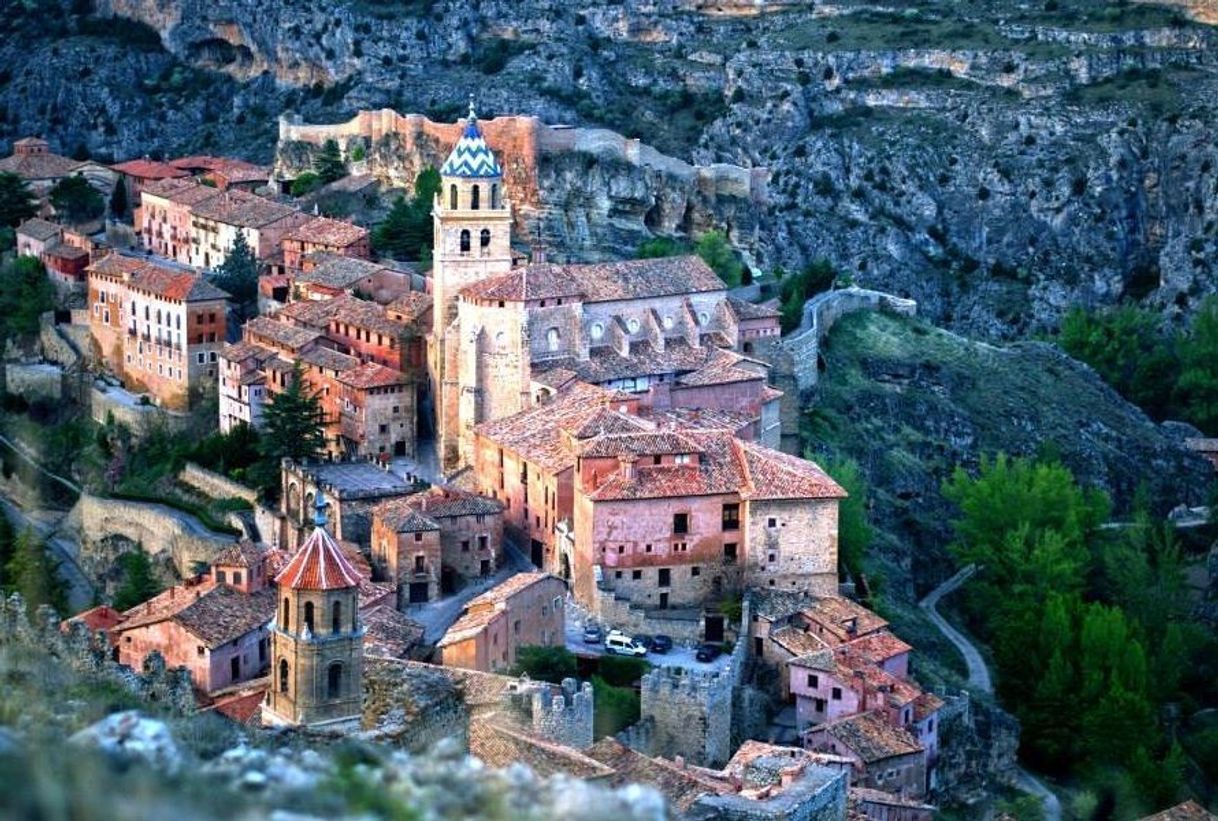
[0,107,1152,821]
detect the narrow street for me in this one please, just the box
[919,566,1062,821]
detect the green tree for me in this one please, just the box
[49,174,104,223]
[694,229,744,287]
[592,675,641,739]
[211,230,258,320]
[821,455,871,584]
[290,171,322,197]
[1175,296,1218,433]
[636,236,687,259]
[259,362,327,465]
[109,180,128,218]
[778,259,837,333]
[0,171,38,227]
[512,646,577,683]
[5,528,68,616]
[112,549,161,611]
[372,167,442,262]
[314,139,347,184]
[1058,305,1178,419]
[0,256,55,338]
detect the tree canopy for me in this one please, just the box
[0,171,38,227]
[112,549,161,611]
[211,231,259,320]
[372,167,441,262]
[49,174,104,223]
[694,230,745,287]
[0,256,55,339]
[314,139,348,184]
[259,362,327,465]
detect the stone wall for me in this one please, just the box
[71,493,237,581]
[528,677,595,751]
[637,662,736,767]
[90,383,192,441]
[770,287,917,452]
[4,362,63,402]
[178,463,258,504]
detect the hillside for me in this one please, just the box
[803,309,1211,601]
[2,1,1218,336]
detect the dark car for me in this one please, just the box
[582,624,604,644]
[651,634,673,654]
[695,643,723,663]
[634,634,654,651]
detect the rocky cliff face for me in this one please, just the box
[5,1,1218,336]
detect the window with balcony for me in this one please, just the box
[722,503,740,531]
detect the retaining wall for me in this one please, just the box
[178,463,259,504]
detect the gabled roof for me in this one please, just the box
[140,177,223,206]
[296,252,389,288]
[335,361,409,390]
[813,712,922,764]
[441,107,503,179]
[87,253,230,302]
[111,158,189,180]
[0,150,81,180]
[275,524,363,591]
[728,296,781,321]
[212,541,264,569]
[16,217,62,242]
[192,189,300,229]
[243,316,323,352]
[284,216,368,248]
[461,255,724,304]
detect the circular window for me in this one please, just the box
[627,318,640,333]
[662,315,674,330]
[590,322,604,340]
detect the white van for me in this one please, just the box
[604,631,647,657]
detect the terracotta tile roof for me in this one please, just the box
[813,712,922,764]
[140,177,223,206]
[276,297,343,330]
[335,361,409,389]
[470,720,615,780]
[646,407,756,434]
[842,631,912,665]
[111,158,189,180]
[45,244,89,261]
[531,367,580,392]
[284,216,368,248]
[439,574,559,647]
[577,430,700,459]
[736,440,847,501]
[63,605,125,634]
[192,189,300,228]
[16,217,62,242]
[0,150,81,180]
[830,648,922,708]
[676,348,765,388]
[296,253,387,288]
[409,486,503,520]
[209,686,268,726]
[467,572,557,608]
[1141,801,1218,821]
[361,604,424,659]
[748,589,817,621]
[244,316,323,352]
[585,738,731,811]
[728,296,781,321]
[461,255,724,304]
[209,159,270,184]
[299,345,359,372]
[849,787,936,812]
[385,292,432,324]
[327,294,410,337]
[116,578,217,632]
[171,586,275,648]
[221,340,276,364]
[168,155,228,172]
[912,693,944,723]
[275,524,363,590]
[88,253,229,302]
[374,496,441,533]
[212,541,264,569]
[771,625,831,658]
[474,381,630,473]
[799,597,888,645]
[559,339,721,385]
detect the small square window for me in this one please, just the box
[632,570,642,580]
[767,518,777,528]
[831,687,842,700]
[615,570,622,579]
[691,566,700,577]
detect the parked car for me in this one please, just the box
[604,631,648,657]
[582,623,604,644]
[634,634,654,651]
[651,634,673,654]
[695,643,723,663]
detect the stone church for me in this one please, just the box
[429,105,782,470]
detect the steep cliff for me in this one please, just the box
[5,1,1218,336]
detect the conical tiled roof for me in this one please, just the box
[275,493,362,590]
[440,101,502,179]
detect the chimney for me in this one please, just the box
[532,244,547,265]
[620,456,637,480]
[674,755,685,769]
[844,617,857,635]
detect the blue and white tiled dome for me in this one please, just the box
[440,101,503,179]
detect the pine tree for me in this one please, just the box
[695,229,745,287]
[1176,296,1218,433]
[109,179,128,218]
[212,230,259,321]
[5,528,68,617]
[259,362,327,464]
[0,171,38,227]
[373,167,443,262]
[112,549,161,611]
[314,139,347,184]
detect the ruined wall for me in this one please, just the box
[71,493,237,581]
[178,463,259,504]
[529,678,595,751]
[637,663,736,767]
[4,363,63,402]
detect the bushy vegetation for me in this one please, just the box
[0,172,37,228]
[944,454,1215,814]
[0,257,56,340]
[821,455,872,587]
[210,230,258,321]
[635,230,746,287]
[0,514,68,617]
[1058,299,1218,433]
[49,174,104,224]
[313,139,347,184]
[111,550,161,611]
[373,167,441,262]
[511,645,578,683]
[777,259,837,333]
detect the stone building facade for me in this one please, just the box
[436,572,565,673]
[636,663,736,768]
[280,459,418,549]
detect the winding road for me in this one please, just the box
[919,565,1062,821]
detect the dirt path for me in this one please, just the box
[919,565,1062,821]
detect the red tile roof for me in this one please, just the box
[0,150,81,180]
[63,605,125,634]
[461,255,725,304]
[335,361,409,390]
[275,524,363,590]
[210,687,268,726]
[284,216,368,248]
[192,189,300,228]
[111,158,189,180]
[812,712,923,763]
[140,177,224,207]
[87,253,230,302]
